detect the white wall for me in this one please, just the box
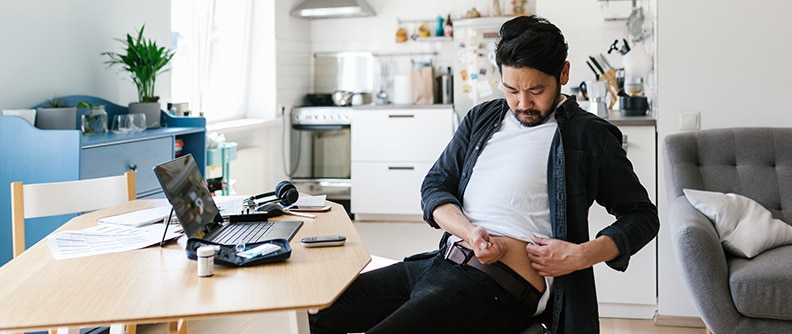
[655,0,792,319]
[0,0,171,109]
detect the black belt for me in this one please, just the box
[444,243,541,312]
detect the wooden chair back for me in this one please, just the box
[10,171,136,258]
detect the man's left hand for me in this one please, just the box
[525,234,620,277]
[525,234,586,277]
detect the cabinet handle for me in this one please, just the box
[388,166,415,171]
[129,164,138,172]
[388,114,414,118]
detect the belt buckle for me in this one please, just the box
[446,243,474,265]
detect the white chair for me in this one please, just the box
[10,172,137,334]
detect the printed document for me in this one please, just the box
[47,223,182,260]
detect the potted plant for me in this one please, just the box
[35,95,77,130]
[102,25,175,129]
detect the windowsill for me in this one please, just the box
[206,117,281,133]
[205,117,283,149]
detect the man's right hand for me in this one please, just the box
[469,226,506,264]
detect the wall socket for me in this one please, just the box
[679,112,700,130]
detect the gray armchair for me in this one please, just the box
[663,128,792,333]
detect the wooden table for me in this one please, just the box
[0,199,370,333]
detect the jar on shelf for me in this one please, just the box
[80,104,108,135]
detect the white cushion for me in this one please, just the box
[683,189,792,258]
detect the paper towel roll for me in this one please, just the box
[392,74,412,105]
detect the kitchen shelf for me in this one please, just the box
[397,17,440,25]
[414,36,452,42]
[374,51,438,57]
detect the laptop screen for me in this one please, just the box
[153,154,221,238]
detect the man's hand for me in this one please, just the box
[524,234,585,277]
[525,234,619,277]
[469,226,506,264]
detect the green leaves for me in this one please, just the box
[101,25,175,103]
[46,95,69,108]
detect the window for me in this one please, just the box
[170,0,253,123]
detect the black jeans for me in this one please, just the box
[309,249,535,334]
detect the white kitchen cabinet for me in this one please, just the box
[589,124,657,319]
[351,106,455,220]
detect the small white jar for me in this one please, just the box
[197,246,215,277]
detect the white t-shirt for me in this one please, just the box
[461,111,557,241]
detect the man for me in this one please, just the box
[310,15,658,334]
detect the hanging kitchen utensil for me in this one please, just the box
[607,39,632,56]
[627,8,645,41]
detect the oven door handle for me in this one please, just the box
[292,124,350,130]
[388,166,415,171]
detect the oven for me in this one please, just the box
[288,106,352,213]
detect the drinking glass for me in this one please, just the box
[111,115,133,134]
[130,113,147,132]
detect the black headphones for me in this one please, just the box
[249,180,299,207]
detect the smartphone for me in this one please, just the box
[289,205,331,212]
[301,235,346,248]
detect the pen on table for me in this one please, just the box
[283,208,317,219]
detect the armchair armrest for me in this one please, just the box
[668,195,743,330]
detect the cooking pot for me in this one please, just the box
[332,90,358,106]
[305,93,334,106]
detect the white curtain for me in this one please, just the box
[171,0,252,122]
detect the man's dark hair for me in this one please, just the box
[495,15,569,80]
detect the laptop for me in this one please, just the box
[153,154,302,245]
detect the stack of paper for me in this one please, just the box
[47,223,183,260]
[98,206,173,227]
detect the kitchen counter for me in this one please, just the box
[352,103,654,126]
[352,104,453,110]
[603,111,656,127]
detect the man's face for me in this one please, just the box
[501,62,570,127]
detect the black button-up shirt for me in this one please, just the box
[421,97,659,333]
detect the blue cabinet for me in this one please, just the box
[0,96,206,266]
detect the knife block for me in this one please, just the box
[598,68,619,109]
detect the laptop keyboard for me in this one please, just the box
[212,221,274,244]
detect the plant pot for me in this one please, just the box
[35,107,77,130]
[81,105,108,135]
[129,102,162,129]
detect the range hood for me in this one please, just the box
[290,0,375,19]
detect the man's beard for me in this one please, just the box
[512,108,551,127]
[511,85,561,127]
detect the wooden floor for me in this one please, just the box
[136,314,706,334]
[136,220,706,333]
